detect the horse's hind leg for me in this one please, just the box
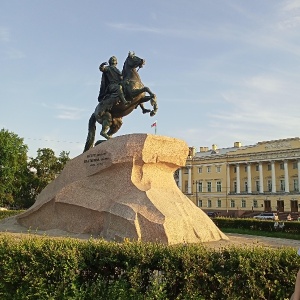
[107,117,123,136]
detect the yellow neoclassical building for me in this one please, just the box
[175,137,300,216]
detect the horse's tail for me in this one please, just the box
[83,113,97,153]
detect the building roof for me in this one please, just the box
[194,146,247,158]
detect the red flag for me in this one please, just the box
[151,121,157,128]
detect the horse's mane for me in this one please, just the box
[121,59,126,77]
[122,56,140,82]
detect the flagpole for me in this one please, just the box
[151,121,157,134]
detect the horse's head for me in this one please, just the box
[124,51,145,70]
[127,51,145,69]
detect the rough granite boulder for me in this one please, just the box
[16,134,228,244]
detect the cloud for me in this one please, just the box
[0,28,25,59]
[106,22,217,40]
[5,48,25,59]
[200,68,300,148]
[41,103,87,120]
[107,23,162,34]
[0,27,9,42]
[281,0,300,11]
[277,0,300,30]
[55,105,86,120]
[243,75,284,93]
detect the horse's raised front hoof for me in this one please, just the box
[142,109,151,114]
[150,111,156,117]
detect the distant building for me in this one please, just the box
[175,137,300,216]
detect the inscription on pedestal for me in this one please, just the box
[84,152,110,167]
[84,151,112,176]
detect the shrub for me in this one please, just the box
[0,234,299,299]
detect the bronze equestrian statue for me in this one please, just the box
[83,51,157,152]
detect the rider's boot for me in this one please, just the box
[120,93,130,105]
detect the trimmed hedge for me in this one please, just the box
[0,235,299,299]
[213,217,300,234]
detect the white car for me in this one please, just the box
[253,212,279,221]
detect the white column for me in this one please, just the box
[236,163,240,194]
[227,164,230,194]
[187,166,192,194]
[247,163,252,193]
[271,161,276,193]
[284,160,289,192]
[178,169,182,190]
[298,159,300,192]
[259,162,264,193]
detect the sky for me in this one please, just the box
[1,0,300,158]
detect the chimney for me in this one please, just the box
[188,147,195,157]
[234,142,241,148]
[212,144,217,151]
[200,147,209,152]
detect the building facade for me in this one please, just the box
[175,138,300,215]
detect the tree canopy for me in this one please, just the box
[0,129,70,208]
[29,148,70,196]
[0,129,29,207]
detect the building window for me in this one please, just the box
[207,166,211,173]
[268,180,272,192]
[293,162,298,169]
[233,181,237,193]
[198,167,202,173]
[230,199,235,208]
[280,180,285,191]
[233,166,237,173]
[198,182,203,192]
[255,165,259,171]
[197,199,202,207]
[207,181,212,192]
[255,181,259,192]
[184,167,188,174]
[293,179,298,192]
[244,181,248,192]
[280,163,284,170]
[216,181,222,192]
[253,199,258,208]
[244,166,247,172]
[217,199,221,207]
[216,166,221,173]
[241,199,246,208]
[207,199,212,207]
[267,164,271,171]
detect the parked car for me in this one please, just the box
[206,212,218,218]
[253,212,279,221]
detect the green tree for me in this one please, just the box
[29,148,70,196]
[0,129,29,207]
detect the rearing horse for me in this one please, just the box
[83,52,158,152]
